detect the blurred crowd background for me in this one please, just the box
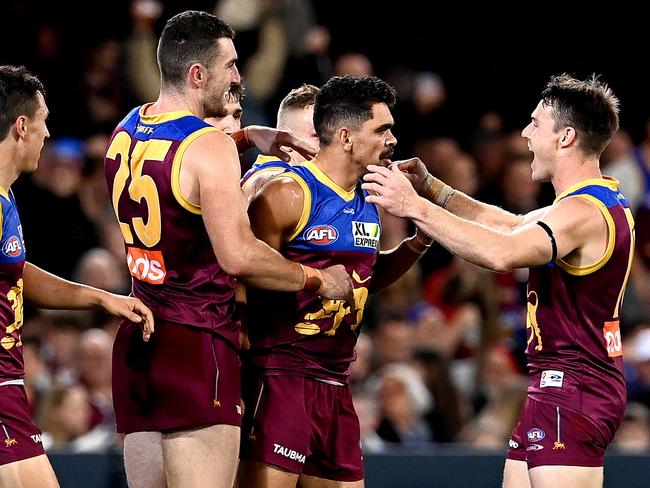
[2,0,650,457]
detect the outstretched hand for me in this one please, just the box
[246,126,317,162]
[100,293,155,342]
[362,164,420,218]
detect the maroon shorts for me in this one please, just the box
[507,397,609,468]
[240,373,364,482]
[112,320,242,434]
[0,385,45,465]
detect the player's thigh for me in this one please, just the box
[502,459,531,488]
[528,465,603,488]
[237,459,299,488]
[124,432,166,488]
[163,424,240,488]
[0,454,59,488]
[299,472,364,488]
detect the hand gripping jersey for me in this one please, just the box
[105,105,238,344]
[0,189,26,381]
[245,162,380,383]
[526,177,634,439]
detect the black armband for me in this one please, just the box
[536,221,557,262]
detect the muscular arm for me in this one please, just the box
[364,165,606,272]
[247,177,303,251]
[369,228,432,293]
[186,132,307,291]
[23,262,154,338]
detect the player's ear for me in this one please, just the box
[188,63,205,87]
[14,116,27,139]
[339,128,352,151]
[559,126,576,147]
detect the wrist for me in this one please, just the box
[232,126,252,152]
[300,264,323,293]
[422,174,454,208]
[406,229,433,254]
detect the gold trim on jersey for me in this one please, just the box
[138,104,194,124]
[171,126,219,214]
[303,161,356,202]
[553,176,620,204]
[253,154,284,166]
[614,207,636,318]
[0,187,9,201]
[281,172,312,241]
[556,194,616,276]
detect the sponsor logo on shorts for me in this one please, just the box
[508,438,519,449]
[352,221,380,249]
[126,247,167,284]
[2,235,22,257]
[273,443,306,464]
[527,428,545,443]
[236,404,242,415]
[540,370,564,388]
[304,225,338,245]
[31,434,42,444]
[526,444,544,451]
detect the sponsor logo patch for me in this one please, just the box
[508,438,519,449]
[540,370,564,388]
[304,225,338,245]
[126,247,167,284]
[352,221,380,249]
[2,236,22,257]
[526,444,544,451]
[273,443,306,464]
[527,428,545,443]
[604,320,623,357]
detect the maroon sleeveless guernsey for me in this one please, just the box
[105,105,238,344]
[526,177,634,439]
[244,162,380,383]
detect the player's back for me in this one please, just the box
[0,189,26,381]
[245,162,379,383]
[105,105,238,344]
[526,177,634,439]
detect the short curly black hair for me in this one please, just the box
[314,75,396,146]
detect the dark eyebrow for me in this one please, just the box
[376,123,393,133]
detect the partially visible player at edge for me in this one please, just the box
[0,65,153,488]
[240,84,320,201]
[238,75,434,488]
[362,74,633,488]
[104,10,353,488]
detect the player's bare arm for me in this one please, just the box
[232,126,317,162]
[363,164,607,272]
[395,158,524,232]
[22,262,154,341]
[368,225,433,293]
[182,131,352,301]
[248,176,355,301]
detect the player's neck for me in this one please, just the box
[312,152,359,192]
[147,90,200,117]
[551,157,602,197]
[0,143,21,191]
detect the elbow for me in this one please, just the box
[484,253,515,274]
[219,254,251,277]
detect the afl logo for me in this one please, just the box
[304,225,338,245]
[2,236,22,257]
[527,428,545,443]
